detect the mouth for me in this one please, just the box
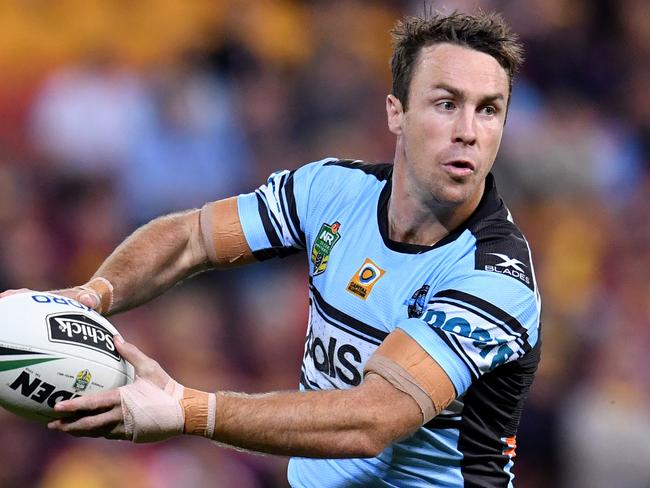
[443,159,475,176]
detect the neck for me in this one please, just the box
[388,169,485,247]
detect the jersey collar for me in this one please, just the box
[377,172,504,254]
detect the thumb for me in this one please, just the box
[114,335,171,388]
[0,288,31,299]
[114,335,149,369]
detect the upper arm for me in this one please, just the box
[200,159,331,266]
[364,329,456,424]
[365,274,539,424]
[396,275,540,399]
[199,197,256,267]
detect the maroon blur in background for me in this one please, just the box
[0,1,648,487]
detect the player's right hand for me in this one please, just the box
[50,336,186,443]
[0,286,101,311]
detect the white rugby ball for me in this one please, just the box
[0,291,134,422]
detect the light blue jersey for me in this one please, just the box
[237,159,541,487]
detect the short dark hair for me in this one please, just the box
[390,11,524,109]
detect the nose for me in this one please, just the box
[451,109,477,146]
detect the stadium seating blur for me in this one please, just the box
[0,1,648,487]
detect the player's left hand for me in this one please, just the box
[48,336,186,443]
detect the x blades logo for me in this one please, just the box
[486,253,527,272]
[482,252,531,286]
[346,258,385,300]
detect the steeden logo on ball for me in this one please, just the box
[47,313,120,361]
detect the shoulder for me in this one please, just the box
[432,199,540,341]
[469,208,537,293]
[292,157,392,206]
[295,157,392,188]
[320,158,393,181]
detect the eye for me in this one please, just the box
[436,100,456,111]
[480,105,498,116]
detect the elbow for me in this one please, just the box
[354,430,393,458]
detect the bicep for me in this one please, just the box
[364,329,456,423]
[199,197,256,267]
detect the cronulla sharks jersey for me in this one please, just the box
[237,158,541,488]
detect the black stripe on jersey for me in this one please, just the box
[433,290,531,352]
[430,298,526,352]
[457,340,541,487]
[435,410,463,419]
[255,191,282,248]
[431,326,480,380]
[309,283,388,343]
[254,191,301,259]
[323,159,393,181]
[300,366,337,391]
[300,370,314,390]
[252,248,278,261]
[310,293,384,346]
[423,417,462,430]
[256,188,286,243]
[252,247,300,261]
[283,170,306,247]
[447,330,482,379]
[277,172,302,248]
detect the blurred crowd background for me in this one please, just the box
[0,0,648,487]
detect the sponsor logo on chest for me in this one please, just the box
[346,258,385,300]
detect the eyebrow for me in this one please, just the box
[432,83,505,104]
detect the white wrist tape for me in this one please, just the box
[119,376,185,443]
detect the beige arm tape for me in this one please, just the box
[181,388,217,438]
[364,328,456,423]
[78,277,114,314]
[199,197,256,267]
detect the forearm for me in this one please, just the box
[210,375,421,458]
[94,210,210,314]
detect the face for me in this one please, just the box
[387,43,509,208]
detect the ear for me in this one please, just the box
[386,94,404,136]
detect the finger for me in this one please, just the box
[114,337,154,371]
[48,408,125,439]
[114,337,171,389]
[73,290,101,310]
[113,336,149,365]
[54,389,120,413]
[0,288,31,299]
[50,287,100,310]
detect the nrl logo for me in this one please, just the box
[311,221,341,276]
[73,369,92,392]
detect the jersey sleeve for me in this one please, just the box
[397,273,541,397]
[237,158,333,261]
